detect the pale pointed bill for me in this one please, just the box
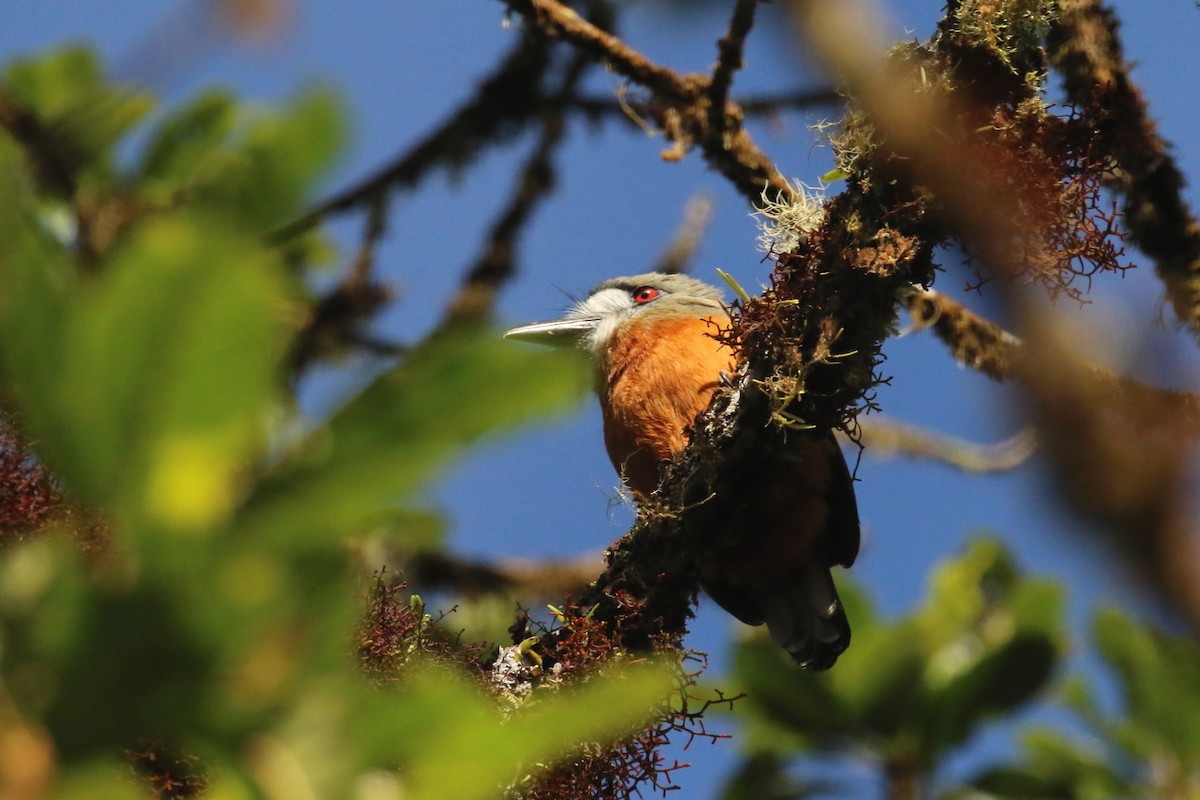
[503,317,599,345]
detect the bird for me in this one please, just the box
[505,272,860,669]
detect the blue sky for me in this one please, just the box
[2,1,1197,796]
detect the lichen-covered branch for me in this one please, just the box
[905,291,1018,381]
[788,0,1200,634]
[908,290,1200,439]
[1051,0,1200,337]
[502,0,795,204]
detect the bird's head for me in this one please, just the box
[504,272,727,357]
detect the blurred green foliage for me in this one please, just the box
[0,47,675,798]
[725,540,1200,800]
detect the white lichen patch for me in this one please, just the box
[752,179,828,258]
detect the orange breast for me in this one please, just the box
[599,315,734,496]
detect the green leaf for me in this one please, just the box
[1092,607,1200,765]
[243,660,674,799]
[236,327,590,545]
[383,662,672,800]
[832,621,927,739]
[923,634,1058,756]
[140,90,237,185]
[734,634,850,748]
[820,167,850,183]
[217,88,343,225]
[956,727,1133,800]
[919,538,1018,646]
[4,47,153,181]
[50,760,146,800]
[0,213,287,532]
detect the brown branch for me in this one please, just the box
[1050,0,1200,338]
[739,88,843,113]
[562,88,841,123]
[905,291,1020,382]
[503,0,793,204]
[907,290,1200,438]
[885,758,922,800]
[441,39,594,323]
[506,0,703,103]
[275,29,553,238]
[287,196,393,375]
[406,550,603,600]
[788,0,1200,633]
[855,418,1036,473]
[707,0,760,142]
[440,109,562,322]
[651,193,714,275]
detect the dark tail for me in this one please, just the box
[756,561,850,671]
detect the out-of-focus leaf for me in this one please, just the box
[363,506,448,551]
[832,621,927,739]
[246,660,673,799]
[40,582,217,760]
[381,662,672,800]
[0,211,287,532]
[962,765,1073,798]
[212,88,343,225]
[735,634,850,749]
[1020,729,1132,797]
[140,90,237,186]
[236,328,590,545]
[51,760,145,800]
[918,548,1064,758]
[0,142,72,403]
[953,727,1132,800]
[1093,607,1200,764]
[4,47,152,179]
[919,538,1018,645]
[732,538,1065,778]
[923,634,1058,755]
[1056,674,1105,730]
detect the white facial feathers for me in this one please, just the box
[563,287,638,356]
[504,273,727,356]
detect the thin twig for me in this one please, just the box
[855,418,1037,473]
[652,193,715,275]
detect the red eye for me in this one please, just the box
[632,286,660,304]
